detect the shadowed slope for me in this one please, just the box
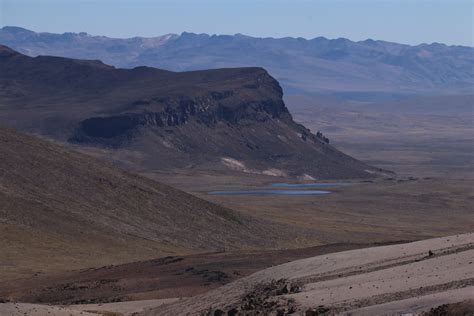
[0,126,285,280]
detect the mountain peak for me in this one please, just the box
[180,31,209,38]
[0,26,34,34]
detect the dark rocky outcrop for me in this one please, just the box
[70,95,290,147]
[0,45,385,178]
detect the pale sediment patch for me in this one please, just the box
[262,168,287,177]
[161,140,173,148]
[221,157,248,172]
[277,134,288,142]
[221,157,287,177]
[299,174,316,180]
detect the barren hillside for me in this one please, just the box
[0,126,288,280]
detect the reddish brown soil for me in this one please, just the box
[0,241,405,305]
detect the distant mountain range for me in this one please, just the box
[1,26,473,98]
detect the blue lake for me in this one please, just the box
[271,183,350,188]
[208,189,331,196]
[207,182,352,196]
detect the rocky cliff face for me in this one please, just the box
[0,45,384,179]
[70,84,291,147]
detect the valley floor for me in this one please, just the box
[286,94,474,179]
[1,175,473,315]
[150,171,474,247]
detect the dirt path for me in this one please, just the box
[0,303,96,316]
[66,298,180,316]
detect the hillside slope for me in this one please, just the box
[144,233,474,315]
[1,27,473,97]
[0,45,382,179]
[0,126,287,280]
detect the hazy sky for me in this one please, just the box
[1,0,473,46]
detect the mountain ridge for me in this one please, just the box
[2,26,472,97]
[3,26,472,48]
[0,45,381,179]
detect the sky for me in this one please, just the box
[0,0,473,46]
